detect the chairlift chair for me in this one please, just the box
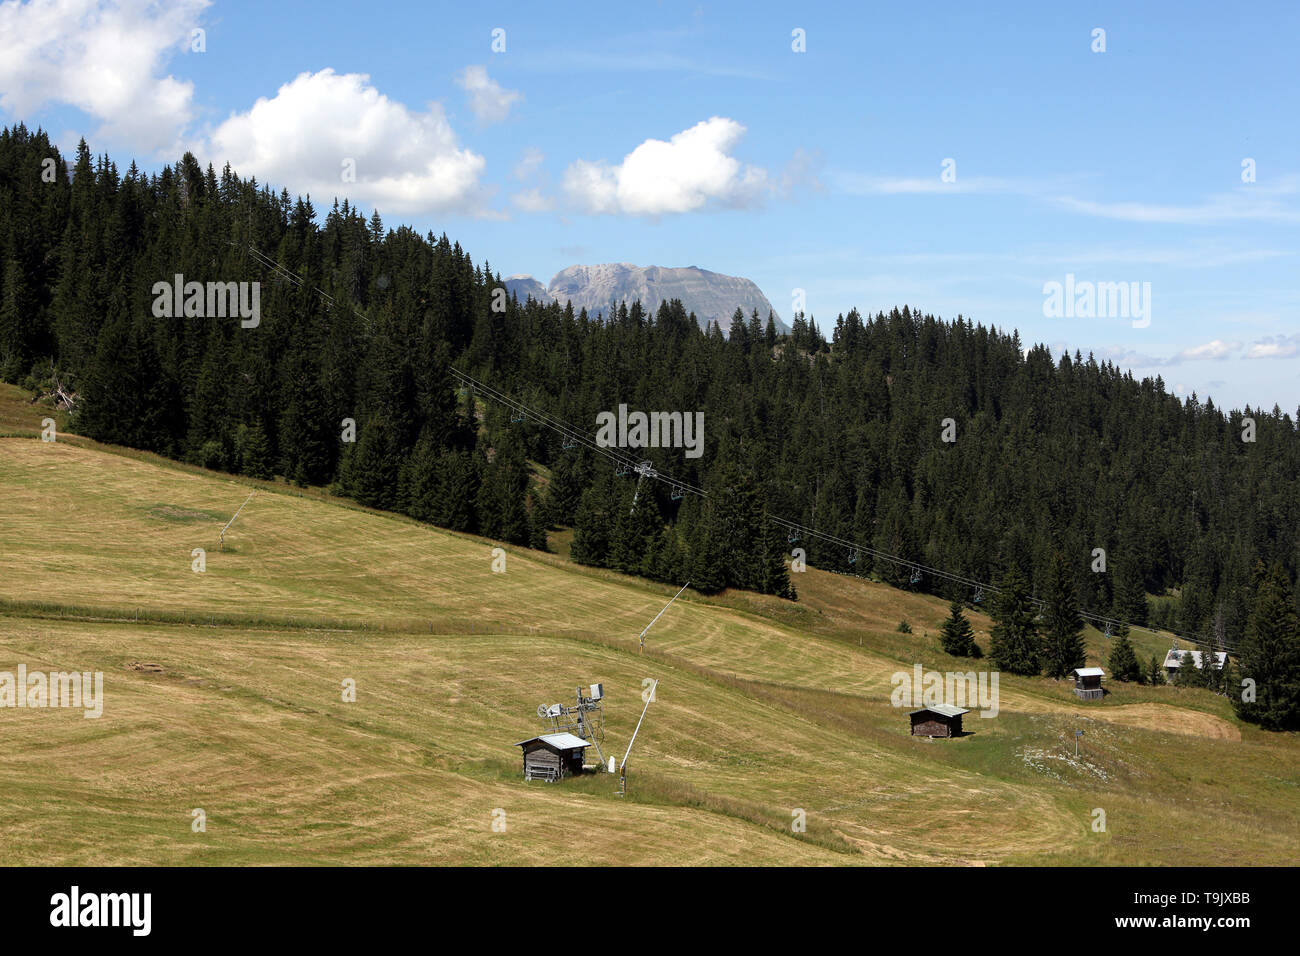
[972,587,984,604]
[909,567,923,585]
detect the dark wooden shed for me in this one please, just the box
[515,732,590,782]
[908,703,969,738]
[1072,667,1105,700]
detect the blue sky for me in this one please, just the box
[2,0,1297,412]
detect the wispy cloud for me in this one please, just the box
[832,168,1300,225]
[1050,178,1300,225]
[456,65,522,125]
[516,49,769,81]
[1244,334,1300,360]
[833,173,1023,196]
[1097,339,1243,368]
[1176,339,1241,361]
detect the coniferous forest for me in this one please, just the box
[3,125,1299,727]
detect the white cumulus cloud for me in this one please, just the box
[1245,334,1300,360]
[0,0,208,153]
[456,65,521,125]
[203,69,487,216]
[563,116,768,216]
[1175,339,1240,362]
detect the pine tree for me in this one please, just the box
[236,422,273,479]
[611,487,661,577]
[689,525,729,595]
[475,440,529,545]
[760,515,795,599]
[570,480,614,568]
[1107,623,1141,682]
[527,491,550,551]
[1199,642,1225,694]
[1042,553,1087,678]
[340,415,403,512]
[988,566,1040,675]
[1147,654,1166,686]
[939,600,980,657]
[1111,552,1149,626]
[436,450,480,533]
[1173,651,1200,687]
[1234,562,1300,729]
[0,258,32,380]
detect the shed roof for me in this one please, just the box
[515,732,590,750]
[1073,667,1105,677]
[908,703,970,718]
[1163,649,1227,669]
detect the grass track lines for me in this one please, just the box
[1,435,1297,865]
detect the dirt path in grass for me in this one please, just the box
[1083,703,1240,740]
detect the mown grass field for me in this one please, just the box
[1,394,1297,865]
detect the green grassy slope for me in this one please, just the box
[1,417,1296,865]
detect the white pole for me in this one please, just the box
[620,679,657,772]
[220,490,256,551]
[639,582,690,653]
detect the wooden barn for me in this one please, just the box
[908,703,969,738]
[514,732,591,782]
[1072,667,1105,700]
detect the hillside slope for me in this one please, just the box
[0,427,1296,865]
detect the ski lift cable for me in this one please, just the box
[239,242,639,477]
[459,373,1237,654]
[240,245,1238,656]
[449,368,646,472]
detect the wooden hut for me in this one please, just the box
[514,732,590,782]
[1072,667,1105,700]
[908,703,969,738]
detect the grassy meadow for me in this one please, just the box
[0,388,1296,865]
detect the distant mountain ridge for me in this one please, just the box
[505,263,785,333]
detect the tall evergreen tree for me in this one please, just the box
[1234,563,1300,730]
[1107,623,1141,682]
[939,600,980,657]
[1111,552,1149,626]
[988,566,1040,675]
[1042,553,1087,678]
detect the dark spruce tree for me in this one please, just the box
[988,566,1041,676]
[1042,553,1087,678]
[939,600,980,658]
[1111,551,1149,626]
[1107,623,1141,682]
[1233,563,1300,730]
[1173,650,1201,687]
